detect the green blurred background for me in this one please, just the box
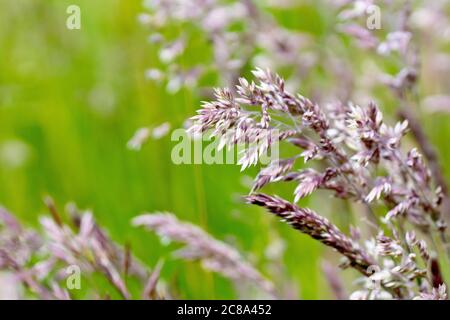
[1,0,449,299]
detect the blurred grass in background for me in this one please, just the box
[0,0,324,299]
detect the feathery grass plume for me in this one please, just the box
[132,212,275,296]
[189,68,445,231]
[1,202,164,300]
[0,207,63,299]
[188,68,449,299]
[246,194,374,276]
[336,0,450,217]
[42,214,132,299]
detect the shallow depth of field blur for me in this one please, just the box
[1,0,450,299]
